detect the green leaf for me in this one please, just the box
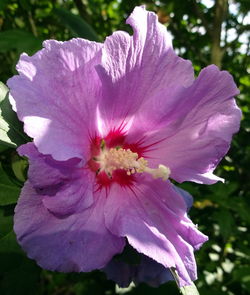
[213,209,235,241]
[0,30,42,55]
[0,144,9,153]
[0,231,41,295]
[0,82,8,103]
[0,231,22,260]
[0,260,40,295]
[54,8,100,41]
[0,163,20,206]
[0,83,30,147]
[0,206,14,239]
[0,82,17,147]
[233,266,250,289]
[0,149,25,187]
[11,153,27,182]
[0,0,10,11]
[19,0,30,10]
[0,116,17,147]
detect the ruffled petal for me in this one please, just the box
[103,252,173,288]
[18,143,79,187]
[8,39,102,161]
[41,175,93,217]
[104,176,208,287]
[135,255,173,287]
[18,143,93,214]
[96,6,194,135]
[14,182,125,272]
[140,65,241,184]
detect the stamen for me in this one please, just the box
[95,147,170,181]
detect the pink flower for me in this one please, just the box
[7,6,241,287]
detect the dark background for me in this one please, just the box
[0,0,249,294]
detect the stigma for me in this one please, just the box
[94,147,170,181]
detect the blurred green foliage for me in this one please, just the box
[0,0,249,294]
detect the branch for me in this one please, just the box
[28,11,38,37]
[73,0,92,24]
[212,0,228,42]
[210,0,228,67]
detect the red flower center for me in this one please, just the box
[88,129,170,190]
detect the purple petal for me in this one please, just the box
[103,252,173,288]
[14,182,125,272]
[18,143,93,214]
[41,173,94,217]
[135,255,173,287]
[103,259,134,288]
[8,39,102,161]
[104,176,208,287]
[18,143,78,188]
[96,6,194,135]
[142,65,241,184]
[173,186,193,212]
